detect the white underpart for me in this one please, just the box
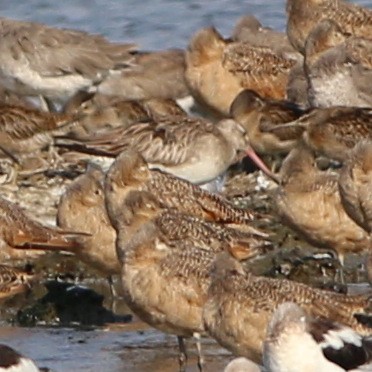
[320,327,362,350]
[0,59,96,102]
[176,95,196,115]
[264,323,344,372]
[150,151,228,184]
[1,357,40,372]
[309,66,363,108]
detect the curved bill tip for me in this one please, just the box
[245,146,280,184]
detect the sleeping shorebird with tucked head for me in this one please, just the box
[109,189,269,371]
[56,116,250,185]
[0,103,79,163]
[339,140,372,234]
[286,0,372,54]
[301,107,372,162]
[275,145,370,268]
[0,17,135,108]
[264,302,372,371]
[63,91,186,140]
[304,19,372,108]
[97,49,190,104]
[231,15,300,60]
[230,89,306,156]
[203,251,372,364]
[56,164,119,277]
[185,27,296,116]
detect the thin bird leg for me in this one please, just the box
[177,336,188,372]
[194,332,204,371]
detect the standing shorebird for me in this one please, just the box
[56,164,120,277]
[185,27,296,116]
[107,189,268,371]
[0,17,135,108]
[203,252,372,363]
[286,0,372,54]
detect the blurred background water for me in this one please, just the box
[0,0,370,50]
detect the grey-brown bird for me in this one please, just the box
[97,49,190,103]
[304,19,372,108]
[231,14,300,60]
[56,116,250,185]
[286,0,372,54]
[0,17,136,106]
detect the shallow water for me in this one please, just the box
[0,0,370,50]
[0,1,372,371]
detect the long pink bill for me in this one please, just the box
[246,146,280,184]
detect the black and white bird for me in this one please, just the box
[0,344,41,372]
[264,302,372,372]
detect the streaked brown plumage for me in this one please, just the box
[114,190,270,261]
[230,89,305,155]
[275,146,370,264]
[185,27,296,116]
[0,103,79,158]
[63,91,186,139]
[298,106,372,162]
[339,140,372,234]
[56,116,249,184]
[304,19,372,108]
[0,17,136,103]
[104,150,260,233]
[56,164,119,275]
[286,0,372,54]
[113,189,267,371]
[204,252,372,363]
[0,264,36,300]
